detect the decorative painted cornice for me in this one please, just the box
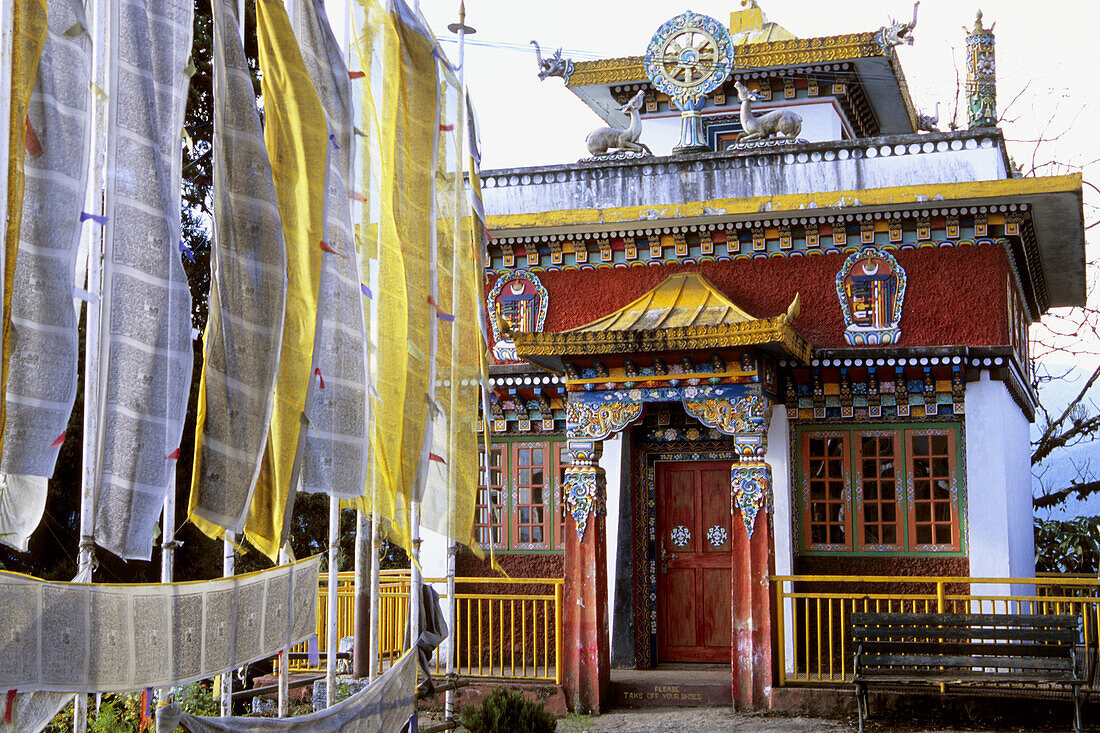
[567,32,886,88]
[567,56,646,87]
[515,316,812,364]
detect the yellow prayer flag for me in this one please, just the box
[248,0,328,561]
[1,0,47,465]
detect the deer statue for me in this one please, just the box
[733,80,802,143]
[917,101,940,132]
[585,90,652,156]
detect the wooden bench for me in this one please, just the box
[851,612,1085,733]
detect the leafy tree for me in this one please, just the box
[1035,516,1100,573]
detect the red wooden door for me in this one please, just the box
[656,461,734,663]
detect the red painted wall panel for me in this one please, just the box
[488,245,1011,351]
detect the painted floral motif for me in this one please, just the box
[732,463,772,538]
[670,525,691,547]
[564,469,604,541]
[707,525,727,547]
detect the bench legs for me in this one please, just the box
[1073,684,1082,733]
[855,682,868,733]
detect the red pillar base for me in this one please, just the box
[731,507,774,710]
[563,511,610,713]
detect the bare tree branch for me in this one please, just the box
[1034,480,1100,509]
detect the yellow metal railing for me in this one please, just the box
[773,574,1100,688]
[293,574,563,684]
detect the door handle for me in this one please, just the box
[658,539,679,574]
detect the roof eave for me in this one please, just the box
[515,316,813,367]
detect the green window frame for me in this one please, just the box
[796,422,965,555]
[474,437,567,553]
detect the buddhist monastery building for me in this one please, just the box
[425,3,1087,714]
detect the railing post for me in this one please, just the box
[936,581,946,613]
[555,581,564,685]
[775,578,786,687]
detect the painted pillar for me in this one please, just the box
[730,462,774,710]
[562,437,610,713]
[965,10,996,129]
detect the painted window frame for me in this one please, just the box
[906,428,961,552]
[795,422,965,556]
[800,430,852,552]
[554,443,570,551]
[510,441,552,551]
[474,444,507,549]
[474,437,567,553]
[854,429,905,552]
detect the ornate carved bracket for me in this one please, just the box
[566,399,643,440]
[563,466,605,542]
[682,387,770,433]
[731,462,772,538]
[564,438,605,541]
[566,383,772,455]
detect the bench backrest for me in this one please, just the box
[851,612,1082,675]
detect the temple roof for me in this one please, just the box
[514,273,811,372]
[570,272,759,331]
[565,5,919,135]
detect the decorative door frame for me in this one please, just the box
[631,439,740,668]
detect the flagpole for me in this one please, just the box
[408,0,445,692]
[446,2,474,722]
[157,480,176,707]
[325,496,339,705]
[221,532,235,717]
[277,545,290,717]
[368,0,393,686]
[341,0,372,685]
[74,0,113,728]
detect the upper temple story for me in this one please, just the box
[483,5,1087,316]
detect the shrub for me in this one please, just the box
[176,680,219,718]
[457,687,556,733]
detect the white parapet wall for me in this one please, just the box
[964,370,1036,595]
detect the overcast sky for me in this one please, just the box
[410,1,1096,175]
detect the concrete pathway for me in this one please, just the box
[550,706,1069,732]
[555,707,848,732]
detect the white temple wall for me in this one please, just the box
[765,405,795,673]
[600,432,623,659]
[964,370,1035,596]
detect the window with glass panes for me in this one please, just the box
[908,430,958,549]
[474,445,505,547]
[855,432,903,550]
[474,439,567,552]
[512,443,551,549]
[798,424,962,554]
[803,433,849,549]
